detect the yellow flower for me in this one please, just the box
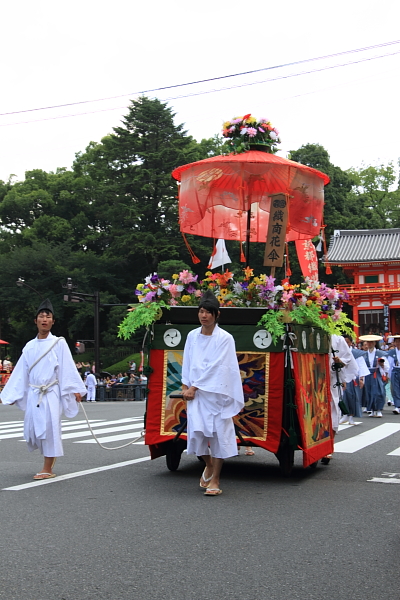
[217,295,224,302]
[246,116,257,124]
[205,271,212,277]
[136,283,144,290]
[306,300,313,306]
[259,274,267,282]
[181,295,191,303]
[223,121,231,129]
[220,288,228,296]
[172,274,179,280]
[253,277,261,285]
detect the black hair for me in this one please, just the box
[198,292,220,319]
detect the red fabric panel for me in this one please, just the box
[257,351,284,454]
[292,352,334,467]
[146,350,285,458]
[295,239,319,280]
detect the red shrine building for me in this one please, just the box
[326,228,400,336]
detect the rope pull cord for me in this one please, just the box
[79,402,145,450]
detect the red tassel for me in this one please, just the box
[181,233,201,264]
[240,244,246,263]
[285,242,292,277]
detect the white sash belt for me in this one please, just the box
[30,379,59,407]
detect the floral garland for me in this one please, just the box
[118,269,355,343]
[222,114,281,154]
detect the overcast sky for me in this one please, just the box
[1,0,400,183]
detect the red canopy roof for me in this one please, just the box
[172,151,330,243]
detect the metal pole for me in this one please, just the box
[94,291,100,373]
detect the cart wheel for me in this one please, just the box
[276,446,295,477]
[166,446,182,471]
[321,456,330,465]
[309,461,319,469]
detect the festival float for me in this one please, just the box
[119,115,354,475]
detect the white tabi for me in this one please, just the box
[182,325,244,459]
[0,333,87,456]
[329,334,358,431]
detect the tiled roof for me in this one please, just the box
[326,229,400,264]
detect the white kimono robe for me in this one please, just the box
[329,335,358,431]
[0,333,87,456]
[182,325,244,459]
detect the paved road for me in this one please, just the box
[1,401,400,600]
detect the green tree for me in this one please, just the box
[345,162,400,229]
[73,96,210,281]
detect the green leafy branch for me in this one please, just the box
[118,301,169,340]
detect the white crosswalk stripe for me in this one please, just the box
[335,423,400,454]
[0,417,145,445]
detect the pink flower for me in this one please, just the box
[179,270,197,284]
[258,127,265,133]
[229,126,236,132]
[247,127,257,137]
[168,284,180,298]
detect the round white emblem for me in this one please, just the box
[302,330,307,349]
[163,329,182,347]
[253,330,272,349]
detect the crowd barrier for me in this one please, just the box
[95,383,147,402]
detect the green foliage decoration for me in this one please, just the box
[118,301,170,340]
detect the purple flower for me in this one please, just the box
[186,284,196,294]
[150,274,159,283]
[241,281,249,290]
[144,291,157,302]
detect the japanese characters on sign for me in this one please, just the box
[295,239,319,280]
[263,194,289,267]
[383,304,390,332]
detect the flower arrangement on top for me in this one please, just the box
[118,268,355,344]
[222,114,281,154]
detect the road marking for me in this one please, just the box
[0,420,105,438]
[2,456,151,491]
[334,423,400,453]
[76,432,144,444]
[387,447,400,456]
[0,421,25,429]
[368,478,400,484]
[338,422,362,431]
[62,423,143,440]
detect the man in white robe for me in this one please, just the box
[0,299,87,480]
[182,292,244,496]
[85,372,97,402]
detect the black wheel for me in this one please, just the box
[321,456,330,465]
[309,461,318,469]
[276,446,295,477]
[166,446,182,471]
